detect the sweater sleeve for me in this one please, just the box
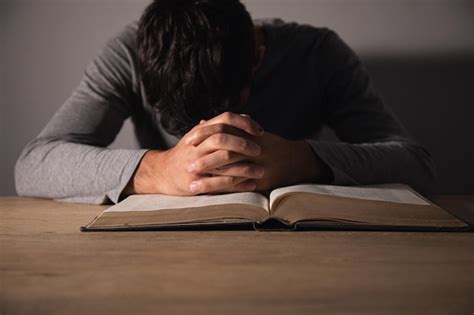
[305,30,437,193]
[15,29,149,204]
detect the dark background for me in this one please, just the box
[1,0,473,195]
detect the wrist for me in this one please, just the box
[124,150,168,195]
[293,140,320,182]
[299,140,333,183]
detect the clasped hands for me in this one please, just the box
[127,112,322,196]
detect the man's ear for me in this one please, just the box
[253,45,266,71]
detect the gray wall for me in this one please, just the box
[1,0,473,196]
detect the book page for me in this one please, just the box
[270,183,429,211]
[268,184,467,228]
[85,192,270,229]
[106,192,269,213]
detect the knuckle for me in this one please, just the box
[236,165,249,177]
[240,139,249,151]
[222,112,235,123]
[221,150,233,162]
[222,111,233,119]
[212,134,226,146]
[194,160,205,172]
[192,129,203,139]
[215,123,226,133]
[225,176,236,186]
[242,165,253,176]
[247,182,257,191]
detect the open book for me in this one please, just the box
[81,184,471,231]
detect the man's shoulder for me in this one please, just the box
[108,21,139,49]
[253,18,338,71]
[254,18,333,42]
[95,21,140,70]
[254,18,337,58]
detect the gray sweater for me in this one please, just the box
[15,19,436,204]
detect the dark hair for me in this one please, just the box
[137,0,256,137]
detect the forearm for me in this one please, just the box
[306,139,437,192]
[15,138,148,204]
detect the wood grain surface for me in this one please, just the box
[1,196,473,315]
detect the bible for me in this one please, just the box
[81,183,471,231]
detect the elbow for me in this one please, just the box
[14,138,55,198]
[14,138,121,205]
[14,143,36,197]
[15,156,28,197]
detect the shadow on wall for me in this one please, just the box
[362,54,474,194]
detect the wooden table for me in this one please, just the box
[1,196,473,315]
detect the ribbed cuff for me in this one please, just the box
[106,149,150,204]
[305,139,359,186]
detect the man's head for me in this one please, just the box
[138,0,260,137]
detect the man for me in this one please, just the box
[15,0,436,204]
